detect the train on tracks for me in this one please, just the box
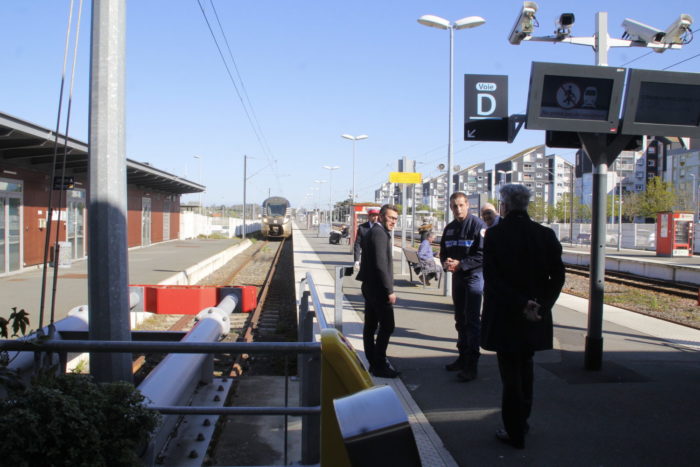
[261,196,293,238]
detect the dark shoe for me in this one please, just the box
[425,279,432,286]
[456,367,477,382]
[371,365,400,378]
[495,428,524,449]
[445,357,464,371]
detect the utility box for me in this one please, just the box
[656,211,694,257]
[334,385,422,467]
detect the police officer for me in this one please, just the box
[440,192,486,382]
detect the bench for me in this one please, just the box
[402,247,442,288]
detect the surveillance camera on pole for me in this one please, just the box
[622,14,693,51]
[508,1,539,45]
[621,18,667,43]
[555,13,575,39]
[662,14,693,45]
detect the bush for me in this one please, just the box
[0,374,160,467]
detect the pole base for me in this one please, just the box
[584,336,603,371]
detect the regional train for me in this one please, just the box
[261,196,293,238]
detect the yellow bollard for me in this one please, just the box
[320,328,374,467]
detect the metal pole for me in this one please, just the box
[243,155,247,240]
[352,140,356,205]
[569,167,574,243]
[401,156,407,275]
[586,161,606,370]
[445,26,455,296]
[617,173,622,251]
[87,0,132,383]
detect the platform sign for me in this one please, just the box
[389,172,421,184]
[464,74,509,141]
[53,176,74,190]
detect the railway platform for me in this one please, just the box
[295,224,700,466]
[0,238,247,327]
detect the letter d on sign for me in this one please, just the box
[477,93,496,116]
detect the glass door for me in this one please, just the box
[66,189,86,259]
[0,178,23,274]
[163,200,171,241]
[141,197,152,246]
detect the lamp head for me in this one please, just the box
[454,16,486,30]
[418,14,451,30]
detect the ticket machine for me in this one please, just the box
[656,211,694,257]
[350,204,380,247]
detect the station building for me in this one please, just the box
[0,112,203,276]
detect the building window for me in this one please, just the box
[524,163,533,171]
[648,160,656,167]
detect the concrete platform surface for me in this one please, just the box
[294,225,700,467]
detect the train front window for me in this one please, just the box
[268,204,287,216]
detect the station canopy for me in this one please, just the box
[0,111,203,194]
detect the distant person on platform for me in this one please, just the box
[354,207,380,270]
[417,231,442,285]
[440,192,486,382]
[481,184,565,449]
[481,202,500,229]
[357,204,400,378]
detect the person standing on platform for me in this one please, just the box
[440,192,486,382]
[481,184,565,449]
[353,207,380,270]
[357,204,400,378]
[481,202,500,229]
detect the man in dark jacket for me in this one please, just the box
[481,184,565,449]
[353,207,380,269]
[356,204,399,378]
[440,192,486,382]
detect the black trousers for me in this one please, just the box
[451,272,483,361]
[497,350,534,444]
[361,282,395,367]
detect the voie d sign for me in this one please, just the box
[476,82,497,91]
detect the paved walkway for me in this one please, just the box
[0,238,245,327]
[294,225,700,466]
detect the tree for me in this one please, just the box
[630,177,678,219]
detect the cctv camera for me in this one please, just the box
[509,1,539,45]
[621,18,666,43]
[662,14,693,45]
[555,12,575,38]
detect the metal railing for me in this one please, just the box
[1,278,333,466]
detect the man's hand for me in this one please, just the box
[444,258,460,272]
[522,300,542,322]
[354,261,360,271]
[388,293,397,305]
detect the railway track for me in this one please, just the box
[565,264,698,301]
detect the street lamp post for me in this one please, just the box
[689,173,697,222]
[341,134,368,206]
[322,165,340,223]
[314,180,327,223]
[419,13,485,296]
[193,155,203,215]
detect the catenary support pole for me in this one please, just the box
[87,0,132,383]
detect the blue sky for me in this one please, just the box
[1,1,698,210]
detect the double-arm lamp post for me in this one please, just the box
[341,134,368,205]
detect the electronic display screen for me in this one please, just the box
[526,62,625,134]
[634,81,700,126]
[621,68,700,137]
[540,76,614,121]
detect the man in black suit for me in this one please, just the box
[356,204,399,378]
[353,207,380,269]
[481,184,565,449]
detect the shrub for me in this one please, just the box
[0,373,160,466]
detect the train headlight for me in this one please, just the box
[262,218,269,224]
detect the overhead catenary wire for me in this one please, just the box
[38,0,78,332]
[49,0,85,327]
[196,0,283,195]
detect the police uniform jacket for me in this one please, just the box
[480,210,565,353]
[439,214,486,275]
[356,223,394,296]
[353,221,374,262]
